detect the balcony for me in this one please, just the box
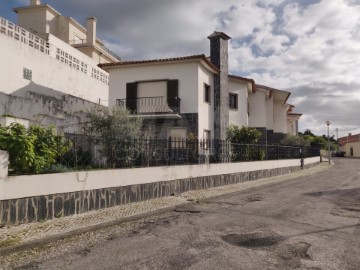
[69,39,121,61]
[116,96,181,115]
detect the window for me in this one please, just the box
[23,68,32,80]
[229,93,238,109]
[204,83,211,103]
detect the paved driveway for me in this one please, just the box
[3,158,360,269]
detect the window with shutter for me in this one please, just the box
[204,83,211,104]
[167,79,179,111]
[126,82,137,113]
[229,93,238,109]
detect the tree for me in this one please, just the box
[280,134,309,146]
[303,129,315,136]
[88,106,143,168]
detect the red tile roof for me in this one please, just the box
[99,54,220,73]
[338,133,360,145]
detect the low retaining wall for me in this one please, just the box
[0,157,320,225]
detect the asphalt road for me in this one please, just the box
[5,158,360,269]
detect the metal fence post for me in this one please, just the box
[168,136,172,166]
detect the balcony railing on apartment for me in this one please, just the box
[69,39,121,61]
[116,96,181,114]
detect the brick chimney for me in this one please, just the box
[208,31,231,140]
[86,17,97,46]
[30,0,41,6]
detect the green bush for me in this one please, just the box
[227,125,261,144]
[0,123,69,174]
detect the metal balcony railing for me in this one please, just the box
[69,39,121,61]
[116,96,181,114]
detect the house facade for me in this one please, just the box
[338,133,360,157]
[101,31,302,142]
[103,55,218,139]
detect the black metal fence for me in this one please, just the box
[57,134,320,171]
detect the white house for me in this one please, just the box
[338,133,360,157]
[101,55,219,139]
[100,31,302,142]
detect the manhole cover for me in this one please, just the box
[221,233,283,249]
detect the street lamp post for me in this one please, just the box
[326,120,331,165]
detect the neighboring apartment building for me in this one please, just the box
[13,0,120,64]
[0,1,111,132]
[100,31,302,142]
[338,133,360,157]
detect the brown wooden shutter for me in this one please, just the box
[167,79,179,111]
[126,82,137,112]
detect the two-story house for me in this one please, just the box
[101,54,219,139]
[100,31,301,143]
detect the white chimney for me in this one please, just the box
[86,17,97,46]
[30,0,41,6]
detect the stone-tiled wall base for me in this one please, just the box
[0,162,319,225]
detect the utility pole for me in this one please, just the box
[326,120,331,165]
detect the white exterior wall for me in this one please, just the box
[108,62,200,113]
[0,157,319,200]
[228,80,248,127]
[68,21,87,43]
[249,90,267,128]
[344,141,360,157]
[0,116,30,128]
[0,150,9,179]
[273,101,288,133]
[198,65,215,138]
[56,16,69,42]
[0,19,109,105]
[17,8,49,35]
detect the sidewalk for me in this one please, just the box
[0,162,330,254]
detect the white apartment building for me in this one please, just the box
[13,0,120,64]
[0,1,113,132]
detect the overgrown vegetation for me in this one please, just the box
[87,106,143,168]
[226,124,261,144]
[0,123,70,174]
[227,125,264,161]
[282,129,337,150]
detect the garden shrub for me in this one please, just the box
[0,123,69,174]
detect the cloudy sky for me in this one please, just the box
[1,0,360,137]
